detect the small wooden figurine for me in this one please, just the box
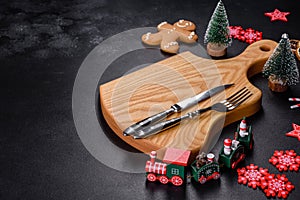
[145,148,221,186]
[145,118,253,186]
[190,152,221,184]
[145,148,191,186]
[235,117,254,151]
[219,117,253,169]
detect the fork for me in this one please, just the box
[133,87,252,139]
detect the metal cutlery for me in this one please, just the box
[123,83,234,136]
[133,87,252,139]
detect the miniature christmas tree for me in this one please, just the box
[262,33,299,92]
[204,0,232,57]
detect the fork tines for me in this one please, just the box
[221,87,253,110]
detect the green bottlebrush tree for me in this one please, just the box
[204,0,232,47]
[262,33,299,86]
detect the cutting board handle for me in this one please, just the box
[234,39,276,77]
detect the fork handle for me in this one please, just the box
[133,106,211,139]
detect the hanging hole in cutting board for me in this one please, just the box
[259,45,271,52]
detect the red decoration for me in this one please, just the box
[145,161,167,174]
[260,174,295,199]
[162,148,191,166]
[264,9,290,22]
[237,164,269,189]
[290,103,300,109]
[237,164,295,198]
[242,28,263,44]
[269,150,300,172]
[286,123,300,141]
[289,97,300,101]
[229,26,262,44]
[229,26,243,39]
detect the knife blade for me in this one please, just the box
[123,83,234,136]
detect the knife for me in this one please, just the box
[123,83,234,136]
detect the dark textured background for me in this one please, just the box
[1,0,300,199]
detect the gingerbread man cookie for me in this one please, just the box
[142,19,198,54]
[290,39,300,61]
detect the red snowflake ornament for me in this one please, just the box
[260,174,295,199]
[237,164,269,189]
[269,150,300,172]
[229,26,244,39]
[242,28,262,44]
[264,9,290,22]
[229,26,263,44]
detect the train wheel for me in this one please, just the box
[147,173,157,182]
[198,176,206,184]
[159,176,169,184]
[212,172,220,180]
[171,176,183,186]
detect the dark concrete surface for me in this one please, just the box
[1,0,300,199]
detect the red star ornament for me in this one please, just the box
[265,9,290,22]
[286,123,300,141]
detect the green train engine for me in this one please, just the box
[190,152,220,184]
[145,148,191,186]
[219,117,253,169]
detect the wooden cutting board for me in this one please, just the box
[100,39,277,159]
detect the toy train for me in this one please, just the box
[145,117,254,186]
[219,117,254,169]
[145,148,190,186]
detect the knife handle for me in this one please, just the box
[123,108,175,136]
[133,116,183,139]
[133,106,212,139]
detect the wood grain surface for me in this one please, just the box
[100,39,277,160]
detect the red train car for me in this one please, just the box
[145,148,191,186]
